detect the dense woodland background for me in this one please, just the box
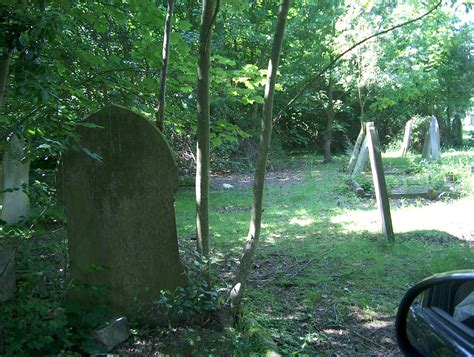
[1,0,472,172]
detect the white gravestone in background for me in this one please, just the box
[0,135,30,302]
[422,117,441,161]
[2,135,30,223]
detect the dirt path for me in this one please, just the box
[210,169,305,189]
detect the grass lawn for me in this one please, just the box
[148,149,473,355]
[2,148,473,356]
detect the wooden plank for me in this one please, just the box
[365,122,395,241]
[347,125,365,173]
[400,119,412,157]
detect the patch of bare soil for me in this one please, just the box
[210,169,305,190]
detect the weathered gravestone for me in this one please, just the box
[0,135,30,302]
[2,135,30,223]
[347,125,366,174]
[422,116,441,160]
[400,119,413,157]
[352,134,369,177]
[59,105,187,320]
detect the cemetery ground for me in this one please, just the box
[1,147,474,355]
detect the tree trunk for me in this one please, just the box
[442,104,452,145]
[156,0,175,131]
[228,0,290,310]
[452,114,463,147]
[0,55,11,108]
[0,53,15,302]
[323,74,334,163]
[196,0,218,258]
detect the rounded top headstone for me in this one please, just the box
[59,104,187,321]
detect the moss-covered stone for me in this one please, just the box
[58,105,187,322]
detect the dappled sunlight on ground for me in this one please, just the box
[331,206,382,233]
[289,216,315,227]
[171,155,472,355]
[331,196,474,243]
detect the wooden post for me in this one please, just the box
[352,134,369,177]
[347,124,365,173]
[400,119,412,157]
[366,122,394,241]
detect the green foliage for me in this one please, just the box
[0,283,72,356]
[152,250,223,324]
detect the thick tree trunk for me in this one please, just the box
[196,0,218,258]
[228,0,290,310]
[323,74,334,163]
[156,0,175,131]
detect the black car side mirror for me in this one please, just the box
[395,271,474,356]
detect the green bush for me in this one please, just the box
[0,281,73,356]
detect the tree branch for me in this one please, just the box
[273,0,443,123]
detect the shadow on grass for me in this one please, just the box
[242,228,470,356]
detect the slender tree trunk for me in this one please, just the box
[444,104,452,145]
[156,0,175,131]
[196,0,218,258]
[453,114,463,147]
[323,74,334,163]
[0,55,11,108]
[0,52,16,302]
[228,0,290,310]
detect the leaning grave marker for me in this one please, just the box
[366,122,394,241]
[59,104,187,320]
[400,119,413,157]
